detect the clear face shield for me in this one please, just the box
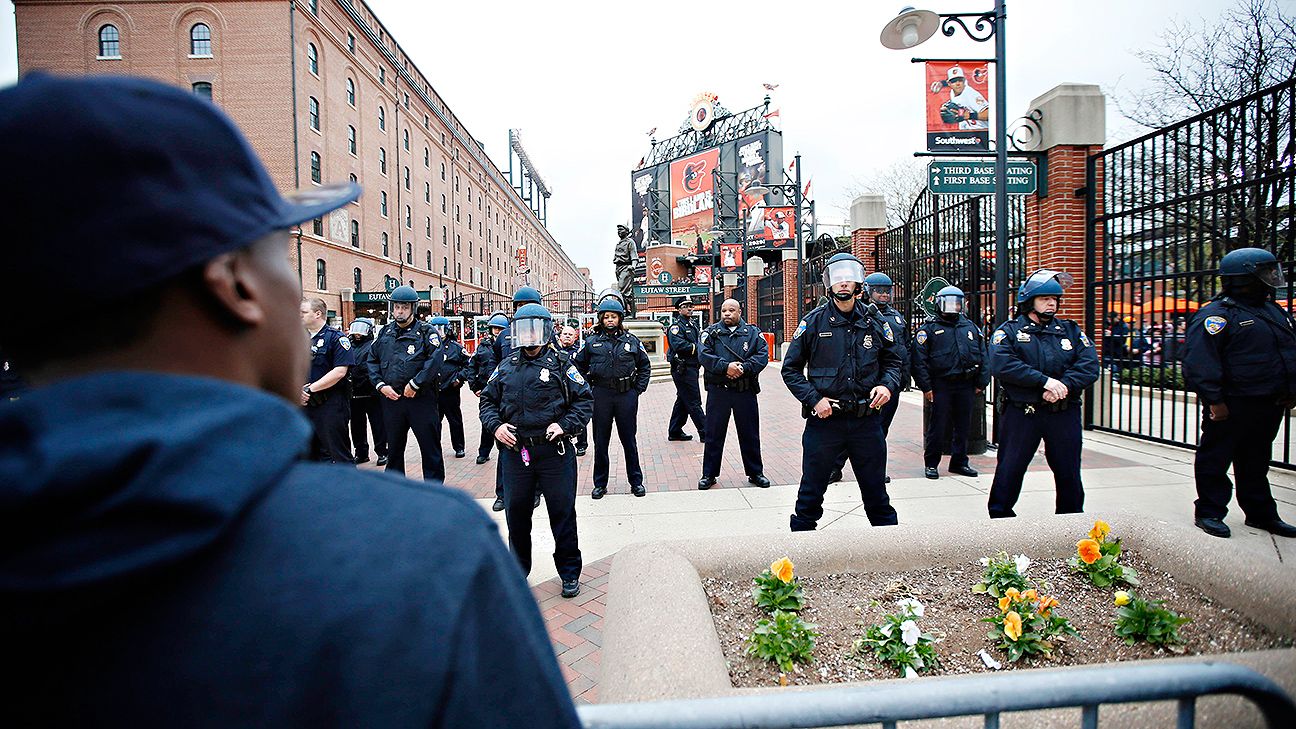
[511,317,552,349]
[1024,269,1075,291]
[1252,262,1286,289]
[432,324,447,337]
[937,295,963,315]
[822,259,866,290]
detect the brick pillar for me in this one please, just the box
[782,257,800,342]
[849,194,888,269]
[339,296,356,327]
[746,273,761,322]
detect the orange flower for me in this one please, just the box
[1004,611,1023,642]
[998,595,1011,613]
[1037,595,1059,617]
[770,557,795,584]
[1077,539,1102,564]
[1089,520,1111,542]
[1021,589,1038,603]
[1005,587,1021,602]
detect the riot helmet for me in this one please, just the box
[1219,248,1284,291]
[510,303,554,349]
[935,285,965,321]
[822,253,866,301]
[864,272,894,301]
[430,315,450,337]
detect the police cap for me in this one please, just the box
[513,286,543,305]
[390,285,420,303]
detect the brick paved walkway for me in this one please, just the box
[367,364,1135,495]
[531,557,612,705]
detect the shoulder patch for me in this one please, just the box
[880,320,895,342]
[701,331,709,343]
[793,320,807,339]
[487,364,502,382]
[1204,315,1227,336]
[670,325,679,334]
[1079,332,1092,347]
[915,329,928,345]
[339,336,351,350]
[992,330,1007,345]
[566,366,586,385]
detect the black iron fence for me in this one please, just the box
[756,269,785,350]
[1086,77,1296,468]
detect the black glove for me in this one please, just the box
[940,100,964,124]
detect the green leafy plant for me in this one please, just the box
[752,557,805,613]
[746,609,817,672]
[852,598,941,677]
[982,586,1081,663]
[971,551,1031,598]
[1069,520,1140,588]
[1113,591,1191,648]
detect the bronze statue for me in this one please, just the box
[613,224,637,317]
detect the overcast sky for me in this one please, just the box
[0,0,1255,288]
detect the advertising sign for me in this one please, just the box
[670,148,719,251]
[695,266,713,285]
[649,256,664,281]
[631,170,654,253]
[925,61,991,152]
[746,205,796,250]
[735,135,769,216]
[718,242,745,273]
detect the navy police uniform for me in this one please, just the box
[304,324,354,464]
[666,313,707,439]
[365,319,447,481]
[875,303,912,434]
[911,314,990,471]
[558,339,589,450]
[470,333,500,462]
[480,347,594,583]
[1183,294,1296,524]
[436,336,471,455]
[783,302,903,530]
[574,328,651,494]
[347,331,388,463]
[699,319,768,482]
[986,315,1099,517]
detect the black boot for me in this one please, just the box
[1194,517,1231,538]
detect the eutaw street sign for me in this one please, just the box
[928,160,1037,195]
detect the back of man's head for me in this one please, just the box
[0,74,359,397]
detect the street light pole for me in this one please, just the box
[992,0,1009,329]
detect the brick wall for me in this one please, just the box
[851,227,885,268]
[1025,144,1103,323]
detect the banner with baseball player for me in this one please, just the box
[718,242,745,273]
[925,61,991,152]
[746,205,796,250]
[670,147,720,250]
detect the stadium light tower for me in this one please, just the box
[880,2,1011,327]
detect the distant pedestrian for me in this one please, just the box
[698,299,770,490]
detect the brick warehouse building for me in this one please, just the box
[13,0,589,324]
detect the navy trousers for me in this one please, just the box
[668,364,706,438]
[437,385,465,452]
[305,393,353,465]
[791,414,896,530]
[501,441,581,583]
[925,383,977,469]
[702,386,763,479]
[380,393,444,482]
[987,404,1083,518]
[1194,396,1284,522]
[591,386,643,489]
[349,394,387,460]
[831,388,903,475]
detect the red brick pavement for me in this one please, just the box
[362,366,1136,495]
[531,557,612,704]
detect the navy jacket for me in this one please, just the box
[573,328,651,393]
[365,320,444,394]
[782,302,903,406]
[666,314,701,366]
[307,325,354,388]
[875,303,912,389]
[699,319,768,392]
[436,338,471,390]
[911,314,990,391]
[480,347,594,439]
[347,336,378,396]
[989,314,1099,405]
[469,334,499,392]
[1183,294,1296,404]
[0,373,581,728]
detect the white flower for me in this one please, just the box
[895,598,925,618]
[879,623,893,637]
[1014,554,1031,575]
[900,620,921,647]
[979,557,991,566]
[904,666,918,679]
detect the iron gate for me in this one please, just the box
[1086,77,1296,468]
[756,269,785,350]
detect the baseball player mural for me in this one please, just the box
[926,61,991,152]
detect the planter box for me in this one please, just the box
[599,513,1296,727]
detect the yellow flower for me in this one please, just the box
[1005,587,1021,602]
[998,595,1010,613]
[1114,591,1131,606]
[770,557,795,584]
[1089,520,1111,542]
[1038,595,1059,617]
[1077,539,1102,565]
[1021,589,1038,603]
[1004,611,1023,642]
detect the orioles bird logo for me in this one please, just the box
[681,159,709,193]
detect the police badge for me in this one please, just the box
[407,344,416,355]
[1060,338,1073,351]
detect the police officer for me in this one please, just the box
[557,324,589,456]
[666,296,707,442]
[480,304,594,598]
[574,299,651,498]
[300,297,354,464]
[1183,248,1296,539]
[347,318,389,466]
[783,253,903,530]
[472,313,509,469]
[912,285,988,479]
[698,298,770,490]
[432,316,470,459]
[494,290,545,510]
[987,269,1099,518]
[364,285,447,482]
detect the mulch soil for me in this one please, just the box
[703,551,1294,688]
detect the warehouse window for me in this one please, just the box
[316,259,327,290]
[98,25,120,59]
[406,242,413,264]
[347,126,356,155]
[425,182,430,203]
[347,32,355,53]
[380,191,388,216]
[350,220,359,247]
[353,267,362,290]
[379,147,386,174]
[190,23,212,57]
[426,251,432,269]
[192,82,212,99]
[424,147,430,167]
[307,43,318,76]
[312,218,323,236]
[403,128,409,150]
[308,97,320,131]
[346,78,355,106]
[309,151,321,183]
[381,232,389,257]
[378,105,385,131]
